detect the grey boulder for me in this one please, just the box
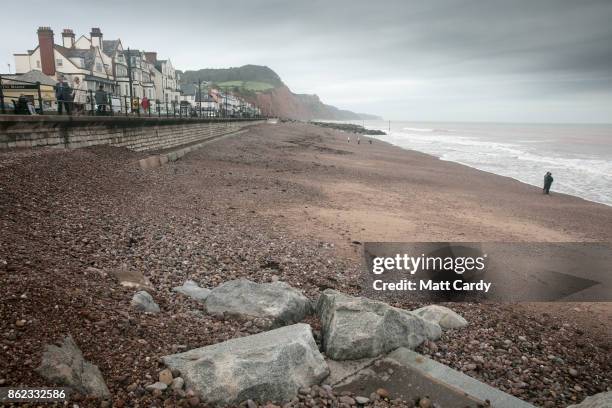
[173,280,211,302]
[412,305,468,329]
[131,290,160,313]
[162,323,328,405]
[317,290,441,360]
[36,335,110,398]
[205,279,311,327]
[567,392,612,408]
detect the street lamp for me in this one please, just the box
[194,80,202,118]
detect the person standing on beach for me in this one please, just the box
[348,135,350,143]
[543,172,554,194]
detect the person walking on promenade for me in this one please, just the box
[15,94,32,114]
[72,77,87,115]
[55,75,72,115]
[141,96,150,114]
[543,171,554,194]
[95,85,107,115]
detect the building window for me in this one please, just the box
[96,63,103,72]
[56,59,63,67]
[36,60,41,68]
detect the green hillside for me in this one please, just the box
[179,65,283,94]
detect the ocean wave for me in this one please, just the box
[401,127,452,132]
[378,128,612,206]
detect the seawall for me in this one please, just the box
[0,115,263,152]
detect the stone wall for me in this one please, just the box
[0,116,263,152]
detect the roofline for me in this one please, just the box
[53,46,84,71]
[14,45,40,56]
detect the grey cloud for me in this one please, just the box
[1,0,611,122]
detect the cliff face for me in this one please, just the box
[246,85,310,120]
[179,65,380,121]
[243,85,380,120]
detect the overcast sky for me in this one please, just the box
[2,0,611,122]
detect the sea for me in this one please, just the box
[355,121,612,207]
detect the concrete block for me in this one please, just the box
[385,348,535,408]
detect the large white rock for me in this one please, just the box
[567,392,612,408]
[412,305,468,329]
[162,323,329,405]
[204,279,311,327]
[36,336,110,398]
[317,290,441,360]
[173,280,211,302]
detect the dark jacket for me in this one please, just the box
[544,174,553,187]
[94,89,107,105]
[54,82,72,101]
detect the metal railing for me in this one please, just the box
[0,75,264,119]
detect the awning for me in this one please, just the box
[83,75,116,85]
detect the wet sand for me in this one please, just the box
[264,123,612,248]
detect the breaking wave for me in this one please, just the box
[368,122,612,206]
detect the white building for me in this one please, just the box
[154,57,181,103]
[14,27,115,96]
[14,27,183,111]
[102,39,129,98]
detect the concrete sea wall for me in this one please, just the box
[0,116,263,152]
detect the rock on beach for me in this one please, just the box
[412,305,468,329]
[36,335,110,398]
[316,290,441,360]
[162,323,328,405]
[131,290,160,313]
[204,279,312,327]
[172,280,211,302]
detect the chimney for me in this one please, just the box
[37,26,55,76]
[62,29,75,48]
[144,52,158,64]
[90,27,102,48]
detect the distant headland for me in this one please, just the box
[179,65,381,121]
